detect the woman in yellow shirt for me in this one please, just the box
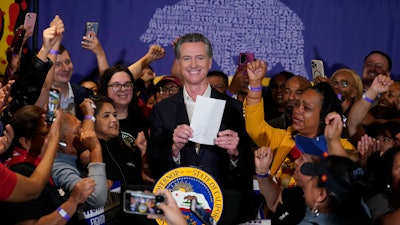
[245,60,355,187]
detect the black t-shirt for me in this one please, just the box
[119,108,149,149]
[101,138,143,185]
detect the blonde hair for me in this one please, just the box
[332,68,363,102]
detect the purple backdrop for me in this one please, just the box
[35,0,400,83]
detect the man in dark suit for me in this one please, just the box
[148,33,256,224]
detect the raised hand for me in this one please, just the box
[324,112,343,142]
[368,74,393,98]
[48,15,64,47]
[254,146,273,175]
[146,44,166,61]
[246,60,268,84]
[81,32,105,56]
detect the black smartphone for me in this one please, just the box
[11,27,26,54]
[46,88,60,125]
[190,199,217,225]
[122,190,164,215]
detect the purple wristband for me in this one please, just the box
[49,49,60,55]
[256,171,270,178]
[362,93,374,103]
[84,115,96,122]
[248,85,263,92]
[57,207,71,221]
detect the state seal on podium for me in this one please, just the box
[153,167,223,225]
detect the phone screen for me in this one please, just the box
[46,89,60,125]
[123,190,164,215]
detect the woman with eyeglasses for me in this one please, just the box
[98,65,154,184]
[329,69,363,118]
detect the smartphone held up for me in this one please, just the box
[23,12,37,36]
[85,22,99,39]
[46,88,60,125]
[122,190,164,216]
[311,59,325,80]
[238,52,255,71]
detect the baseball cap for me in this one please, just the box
[295,135,328,158]
[300,156,358,196]
[156,75,183,88]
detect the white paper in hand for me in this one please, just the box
[189,96,226,145]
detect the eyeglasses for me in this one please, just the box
[331,80,352,88]
[159,86,180,95]
[107,82,133,92]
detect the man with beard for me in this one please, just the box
[362,50,392,91]
[267,75,311,129]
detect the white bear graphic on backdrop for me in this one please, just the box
[140,0,306,77]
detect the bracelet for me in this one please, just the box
[57,207,71,221]
[248,85,263,92]
[246,95,262,99]
[362,93,374,104]
[256,171,270,178]
[49,49,60,55]
[84,115,96,122]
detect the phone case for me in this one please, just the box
[238,52,255,75]
[24,12,37,35]
[311,59,325,79]
[85,22,99,38]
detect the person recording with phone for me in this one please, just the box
[0,106,94,224]
[146,189,187,225]
[4,15,64,122]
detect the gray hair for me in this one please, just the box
[174,33,213,59]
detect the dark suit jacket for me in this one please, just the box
[148,88,254,191]
[70,83,93,120]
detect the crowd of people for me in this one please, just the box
[0,14,399,225]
